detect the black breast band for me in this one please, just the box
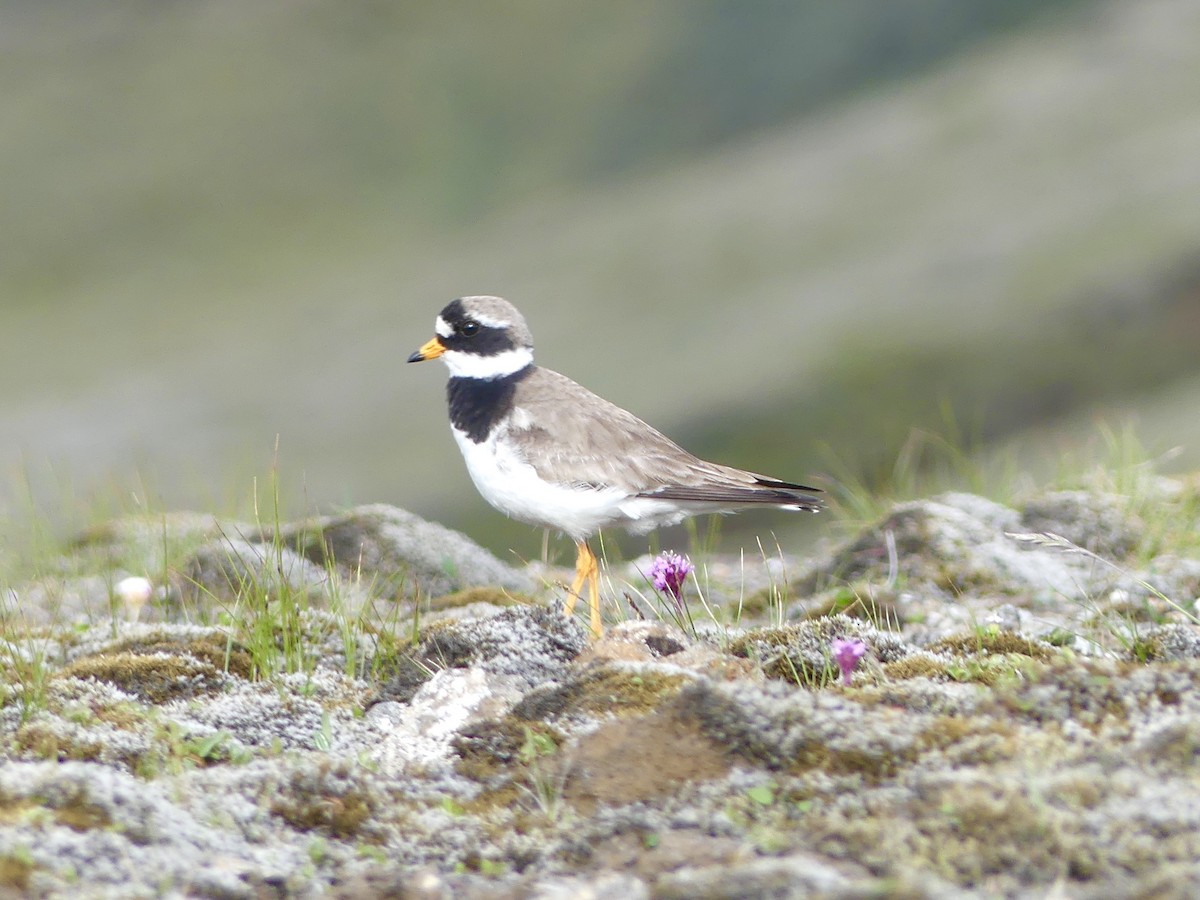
[447,366,534,444]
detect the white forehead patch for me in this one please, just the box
[435,316,453,339]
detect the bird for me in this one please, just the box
[407,296,822,637]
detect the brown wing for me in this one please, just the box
[507,368,821,509]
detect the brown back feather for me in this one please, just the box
[507,368,821,509]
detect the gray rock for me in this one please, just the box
[376,604,587,703]
[179,535,335,615]
[784,492,1162,649]
[1020,490,1144,560]
[415,604,587,684]
[653,854,875,900]
[530,873,649,900]
[2,573,134,627]
[1139,623,1200,661]
[369,665,523,775]
[10,486,1200,898]
[69,511,236,576]
[794,492,1094,600]
[0,761,316,897]
[280,503,535,599]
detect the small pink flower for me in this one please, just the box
[647,551,693,601]
[831,637,867,686]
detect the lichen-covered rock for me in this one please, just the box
[69,511,235,575]
[279,503,535,600]
[1,573,145,627]
[369,666,521,775]
[0,760,321,896]
[1131,623,1200,661]
[177,535,337,613]
[771,491,1200,658]
[1019,489,1145,560]
[652,854,888,900]
[65,505,539,624]
[7,489,1200,897]
[375,605,588,706]
[792,492,1094,602]
[728,615,914,685]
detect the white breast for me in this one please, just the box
[451,419,630,541]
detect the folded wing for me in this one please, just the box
[508,368,822,511]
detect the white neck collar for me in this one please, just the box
[443,346,534,379]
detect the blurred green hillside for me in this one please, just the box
[4,0,1200,560]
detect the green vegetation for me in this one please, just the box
[517,725,570,826]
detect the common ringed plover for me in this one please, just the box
[408,296,821,637]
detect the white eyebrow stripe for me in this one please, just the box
[435,316,453,339]
[469,312,512,329]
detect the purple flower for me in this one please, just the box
[831,637,867,686]
[647,551,693,601]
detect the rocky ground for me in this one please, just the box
[3,485,1200,898]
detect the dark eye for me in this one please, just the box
[460,320,480,336]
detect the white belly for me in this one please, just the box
[451,425,631,541]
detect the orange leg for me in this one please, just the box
[564,540,602,638]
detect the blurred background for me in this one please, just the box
[3,0,1199,561]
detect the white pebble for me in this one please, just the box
[115,576,153,606]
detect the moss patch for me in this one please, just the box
[269,761,376,838]
[453,718,565,784]
[727,622,855,687]
[105,632,256,680]
[903,778,1075,886]
[512,664,686,721]
[917,716,1021,765]
[564,706,732,814]
[13,723,106,763]
[371,652,436,704]
[997,658,1193,729]
[52,800,112,832]
[882,655,951,681]
[428,587,536,611]
[451,719,572,826]
[406,622,485,670]
[0,851,34,892]
[91,700,151,731]
[0,787,111,833]
[56,652,226,703]
[944,654,1042,687]
[451,666,689,822]
[929,631,1059,662]
[272,789,372,837]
